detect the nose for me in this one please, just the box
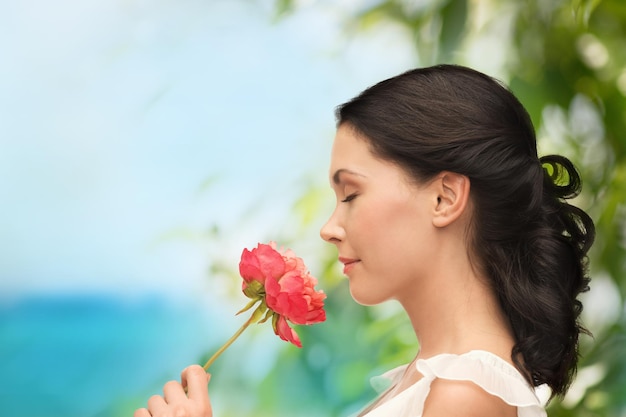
[320,210,344,244]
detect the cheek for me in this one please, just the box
[368,197,431,261]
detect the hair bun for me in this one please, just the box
[540,155,582,200]
[540,154,594,257]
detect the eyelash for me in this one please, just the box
[341,193,358,203]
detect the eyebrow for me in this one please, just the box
[332,168,365,185]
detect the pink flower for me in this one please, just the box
[203,242,325,370]
[237,242,326,348]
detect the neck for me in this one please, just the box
[398,254,515,363]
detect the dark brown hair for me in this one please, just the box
[336,64,595,398]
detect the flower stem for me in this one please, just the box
[202,302,265,370]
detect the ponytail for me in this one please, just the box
[481,154,595,398]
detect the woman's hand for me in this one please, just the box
[134,365,213,417]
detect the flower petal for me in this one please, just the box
[239,243,286,285]
[274,314,302,348]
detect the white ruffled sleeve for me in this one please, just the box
[361,350,547,417]
[415,351,547,417]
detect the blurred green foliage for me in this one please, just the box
[210,0,623,416]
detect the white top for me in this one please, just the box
[360,350,547,417]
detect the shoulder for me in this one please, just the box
[422,377,517,417]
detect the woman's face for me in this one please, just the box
[320,124,441,306]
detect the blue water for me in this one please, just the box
[0,295,215,417]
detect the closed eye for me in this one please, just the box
[341,193,358,203]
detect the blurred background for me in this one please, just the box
[0,0,624,416]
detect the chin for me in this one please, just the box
[349,285,385,306]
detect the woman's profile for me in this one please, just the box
[134,64,595,417]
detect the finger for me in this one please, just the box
[181,365,210,404]
[147,394,167,415]
[133,407,151,417]
[163,380,187,404]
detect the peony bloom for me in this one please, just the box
[202,242,326,370]
[239,242,326,347]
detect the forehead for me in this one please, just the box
[329,125,374,167]
[328,124,408,184]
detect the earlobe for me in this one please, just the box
[432,172,470,228]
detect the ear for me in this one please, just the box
[432,172,471,228]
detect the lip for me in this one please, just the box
[338,257,360,275]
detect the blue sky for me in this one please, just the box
[0,0,417,300]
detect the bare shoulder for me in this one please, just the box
[422,378,517,417]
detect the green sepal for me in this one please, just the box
[258,309,274,324]
[236,297,261,315]
[242,280,265,299]
[249,302,268,324]
[271,311,279,333]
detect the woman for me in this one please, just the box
[134,64,595,417]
